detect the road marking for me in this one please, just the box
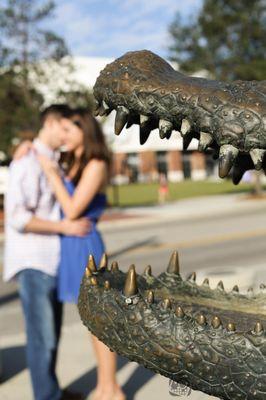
[123,228,266,256]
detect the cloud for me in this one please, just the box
[51,0,202,57]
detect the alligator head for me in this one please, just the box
[78,51,266,399]
[93,50,266,183]
[78,253,266,400]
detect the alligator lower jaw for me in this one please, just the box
[93,50,266,183]
[78,253,266,400]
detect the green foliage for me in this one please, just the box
[0,72,42,153]
[0,0,93,153]
[169,0,266,80]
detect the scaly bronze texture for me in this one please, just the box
[93,50,266,183]
[78,253,266,400]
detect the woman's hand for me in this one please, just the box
[60,217,91,236]
[37,154,59,176]
[13,140,33,160]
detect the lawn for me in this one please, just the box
[107,180,256,207]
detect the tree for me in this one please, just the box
[0,0,93,153]
[168,0,266,80]
[0,0,68,86]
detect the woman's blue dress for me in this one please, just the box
[58,179,107,303]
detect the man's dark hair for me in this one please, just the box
[40,104,72,126]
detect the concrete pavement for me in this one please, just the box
[1,193,266,400]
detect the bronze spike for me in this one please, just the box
[162,298,171,309]
[212,316,222,329]
[104,280,111,290]
[111,261,119,272]
[232,285,239,293]
[167,251,180,274]
[99,253,108,270]
[143,265,152,276]
[187,272,196,282]
[87,254,97,273]
[227,322,236,332]
[175,306,185,318]
[196,314,207,325]
[254,321,264,334]
[147,290,154,304]
[90,276,98,286]
[85,267,92,278]
[217,280,225,291]
[202,278,209,287]
[123,264,138,297]
[115,106,129,135]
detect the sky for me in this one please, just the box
[49,0,203,59]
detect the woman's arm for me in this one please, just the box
[38,156,107,220]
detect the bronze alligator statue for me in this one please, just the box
[78,51,266,399]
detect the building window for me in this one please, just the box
[127,152,139,182]
[156,151,168,175]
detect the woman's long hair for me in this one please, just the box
[61,108,111,185]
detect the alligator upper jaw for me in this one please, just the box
[93,50,266,183]
[78,253,266,400]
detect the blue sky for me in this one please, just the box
[50,0,202,58]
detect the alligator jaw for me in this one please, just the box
[78,252,266,400]
[93,50,266,183]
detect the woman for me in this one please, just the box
[38,108,125,400]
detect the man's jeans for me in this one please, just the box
[17,269,63,400]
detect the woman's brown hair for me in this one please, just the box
[60,108,112,185]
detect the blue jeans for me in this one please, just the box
[17,269,63,400]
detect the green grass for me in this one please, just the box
[107,180,256,207]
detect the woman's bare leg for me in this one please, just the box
[90,334,125,400]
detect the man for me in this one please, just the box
[4,105,88,400]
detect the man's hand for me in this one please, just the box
[13,140,33,160]
[60,218,91,237]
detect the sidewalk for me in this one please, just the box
[98,193,266,232]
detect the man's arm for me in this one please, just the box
[25,216,90,237]
[6,158,90,236]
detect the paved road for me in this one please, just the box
[1,202,266,399]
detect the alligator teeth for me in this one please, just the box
[90,276,98,286]
[183,133,193,150]
[147,290,154,303]
[232,285,239,293]
[99,253,108,270]
[202,278,210,287]
[212,316,222,329]
[217,280,225,291]
[250,148,265,170]
[198,131,213,152]
[139,125,152,145]
[87,254,97,273]
[159,119,173,139]
[123,264,138,297]
[180,119,191,136]
[98,100,110,116]
[196,314,207,325]
[104,280,111,290]
[187,272,196,282]
[111,261,119,272]
[254,321,264,334]
[219,144,239,178]
[85,266,92,278]
[143,265,152,276]
[167,251,180,275]
[175,306,185,318]
[140,114,150,126]
[227,322,236,332]
[162,298,171,309]
[115,106,129,135]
